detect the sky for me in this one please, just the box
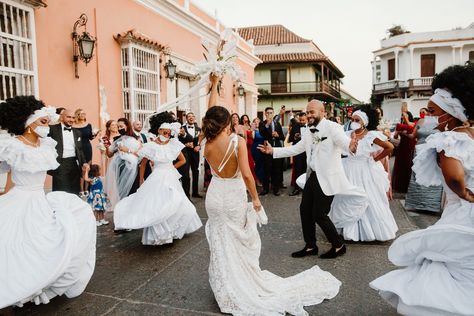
[192,0,474,102]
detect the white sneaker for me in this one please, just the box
[100,219,109,225]
[96,221,103,227]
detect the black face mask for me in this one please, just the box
[118,128,127,135]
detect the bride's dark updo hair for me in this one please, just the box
[432,64,474,120]
[202,106,231,140]
[0,96,45,135]
[149,111,174,135]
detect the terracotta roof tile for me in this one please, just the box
[114,29,167,51]
[237,25,310,45]
[258,52,327,63]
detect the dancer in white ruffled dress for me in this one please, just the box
[204,75,340,316]
[370,64,474,315]
[114,112,202,245]
[0,96,96,309]
[330,110,397,241]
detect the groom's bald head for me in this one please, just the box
[306,99,325,126]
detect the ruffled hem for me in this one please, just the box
[138,139,184,162]
[413,131,474,187]
[0,136,59,173]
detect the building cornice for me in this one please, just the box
[373,37,474,54]
[134,0,261,67]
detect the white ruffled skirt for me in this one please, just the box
[0,188,96,308]
[114,165,202,245]
[330,157,398,241]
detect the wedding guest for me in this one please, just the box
[0,96,96,309]
[250,117,265,186]
[371,63,474,316]
[99,119,120,173]
[73,108,99,195]
[48,109,87,195]
[241,114,256,180]
[114,112,202,245]
[259,107,285,196]
[330,109,397,242]
[132,120,148,143]
[104,117,141,210]
[391,102,416,193]
[84,164,108,226]
[177,125,193,198]
[231,113,245,137]
[288,112,307,196]
[404,107,443,212]
[183,112,202,198]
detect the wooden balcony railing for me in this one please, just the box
[257,81,340,98]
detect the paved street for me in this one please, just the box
[6,172,439,316]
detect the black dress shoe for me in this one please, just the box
[259,190,269,196]
[291,246,319,258]
[192,193,203,198]
[281,184,287,189]
[289,189,300,196]
[273,191,281,196]
[320,245,346,259]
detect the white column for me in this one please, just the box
[372,56,377,84]
[452,46,456,64]
[409,48,414,79]
[459,46,463,65]
[394,50,399,80]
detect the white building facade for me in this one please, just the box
[372,23,474,122]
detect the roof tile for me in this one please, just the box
[258,52,327,63]
[237,25,310,45]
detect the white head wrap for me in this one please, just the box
[25,106,59,127]
[430,88,467,122]
[159,122,172,130]
[352,110,369,127]
[170,122,181,137]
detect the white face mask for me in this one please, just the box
[158,135,169,142]
[34,125,50,138]
[350,122,361,130]
[422,116,439,130]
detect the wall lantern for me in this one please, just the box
[237,84,245,97]
[72,13,96,78]
[165,59,177,80]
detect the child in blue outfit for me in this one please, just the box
[84,164,109,226]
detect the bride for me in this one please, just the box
[203,75,341,315]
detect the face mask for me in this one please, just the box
[420,112,426,119]
[118,128,126,135]
[158,135,169,142]
[422,116,439,130]
[350,122,362,130]
[34,126,50,138]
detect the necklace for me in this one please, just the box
[19,135,40,147]
[354,128,366,137]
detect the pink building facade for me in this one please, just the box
[0,0,260,144]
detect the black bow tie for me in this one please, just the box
[309,127,319,133]
[64,127,72,132]
[188,125,194,128]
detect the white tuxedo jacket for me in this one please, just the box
[273,118,353,196]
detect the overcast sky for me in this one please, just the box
[193,0,474,102]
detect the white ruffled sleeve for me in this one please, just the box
[366,131,387,153]
[0,135,59,173]
[138,142,157,160]
[412,131,474,186]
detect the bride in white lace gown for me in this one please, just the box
[203,76,341,316]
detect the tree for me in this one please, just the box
[387,25,410,38]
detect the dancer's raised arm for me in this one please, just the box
[208,74,220,108]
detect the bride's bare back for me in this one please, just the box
[204,133,240,179]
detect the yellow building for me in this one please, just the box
[238,25,344,121]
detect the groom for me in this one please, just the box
[259,100,357,259]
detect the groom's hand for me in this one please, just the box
[257,141,273,155]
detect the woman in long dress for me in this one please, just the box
[104,118,142,210]
[114,112,202,245]
[404,111,443,212]
[370,64,474,315]
[204,75,340,316]
[0,96,96,309]
[330,110,397,242]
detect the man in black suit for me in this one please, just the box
[183,112,202,198]
[288,112,308,196]
[259,106,285,196]
[177,126,193,198]
[48,109,87,194]
[132,120,148,143]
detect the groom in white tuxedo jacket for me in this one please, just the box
[259,100,358,259]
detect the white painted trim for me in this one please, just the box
[134,0,260,67]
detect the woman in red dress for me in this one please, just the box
[240,114,257,181]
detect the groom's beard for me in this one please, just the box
[308,116,321,127]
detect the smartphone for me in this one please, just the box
[102,136,111,146]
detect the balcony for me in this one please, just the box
[373,77,433,95]
[257,81,341,100]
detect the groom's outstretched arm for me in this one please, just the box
[273,135,306,159]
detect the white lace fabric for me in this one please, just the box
[204,134,341,315]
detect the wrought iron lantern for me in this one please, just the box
[165,59,177,80]
[72,14,96,78]
[237,84,245,97]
